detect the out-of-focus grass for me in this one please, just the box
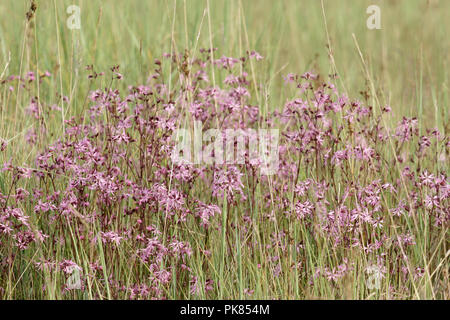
[0,0,448,300]
[1,0,448,122]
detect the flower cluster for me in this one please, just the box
[0,49,448,299]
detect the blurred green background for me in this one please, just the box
[0,0,448,126]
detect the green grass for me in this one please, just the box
[0,0,448,300]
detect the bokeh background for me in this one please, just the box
[0,0,448,139]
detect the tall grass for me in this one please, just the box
[0,0,448,299]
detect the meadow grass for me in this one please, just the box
[0,0,448,299]
[0,0,448,156]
